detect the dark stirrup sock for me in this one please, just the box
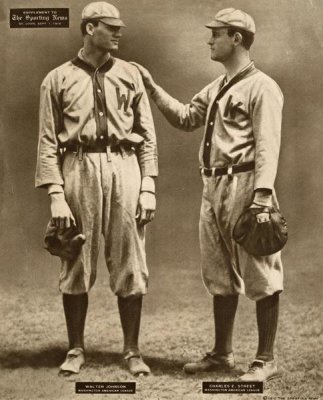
[256,292,279,361]
[213,295,239,355]
[63,293,88,350]
[118,295,143,353]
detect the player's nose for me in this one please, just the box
[114,29,122,38]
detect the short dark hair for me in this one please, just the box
[227,27,254,50]
[80,19,100,36]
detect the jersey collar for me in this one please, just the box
[221,61,256,88]
[71,48,115,74]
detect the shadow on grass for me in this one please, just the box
[146,355,244,378]
[0,348,183,373]
[0,347,244,379]
[139,355,185,375]
[0,348,122,370]
[0,346,66,369]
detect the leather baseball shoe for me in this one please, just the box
[239,359,280,382]
[59,347,85,376]
[124,350,151,376]
[183,351,235,374]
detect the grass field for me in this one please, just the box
[0,235,322,400]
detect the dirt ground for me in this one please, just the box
[0,235,322,400]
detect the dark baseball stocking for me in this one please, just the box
[63,293,88,350]
[256,291,279,361]
[213,295,239,354]
[118,295,142,354]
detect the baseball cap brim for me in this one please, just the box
[99,17,126,27]
[205,20,255,34]
[205,20,230,29]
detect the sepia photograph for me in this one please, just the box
[0,0,322,399]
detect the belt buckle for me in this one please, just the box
[227,165,233,179]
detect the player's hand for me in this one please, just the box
[130,62,156,93]
[250,189,273,222]
[136,192,156,227]
[249,203,271,223]
[50,193,76,229]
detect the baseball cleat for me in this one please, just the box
[59,347,85,376]
[238,359,280,382]
[183,351,235,374]
[124,351,151,376]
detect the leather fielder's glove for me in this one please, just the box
[44,220,86,261]
[232,206,288,256]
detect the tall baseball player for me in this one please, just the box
[133,8,284,382]
[35,2,158,376]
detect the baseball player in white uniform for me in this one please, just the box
[36,2,158,376]
[133,8,284,382]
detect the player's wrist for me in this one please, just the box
[50,192,66,202]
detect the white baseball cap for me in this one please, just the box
[81,2,126,27]
[206,8,255,34]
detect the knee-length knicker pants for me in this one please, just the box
[200,171,283,302]
[59,149,148,298]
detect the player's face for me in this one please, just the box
[91,21,122,52]
[208,28,235,62]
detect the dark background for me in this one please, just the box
[1,0,322,291]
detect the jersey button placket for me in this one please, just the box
[94,69,108,143]
[207,121,214,149]
[203,97,219,168]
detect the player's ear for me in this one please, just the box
[86,22,95,36]
[233,32,243,46]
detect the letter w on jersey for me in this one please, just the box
[224,94,248,119]
[116,87,131,112]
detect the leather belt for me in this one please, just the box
[201,161,255,177]
[64,143,135,153]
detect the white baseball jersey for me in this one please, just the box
[150,61,283,190]
[35,49,158,189]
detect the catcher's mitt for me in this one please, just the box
[232,206,288,256]
[44,221,86,261]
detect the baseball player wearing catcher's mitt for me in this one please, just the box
[133,8,284,382]
[35,2,158,377]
